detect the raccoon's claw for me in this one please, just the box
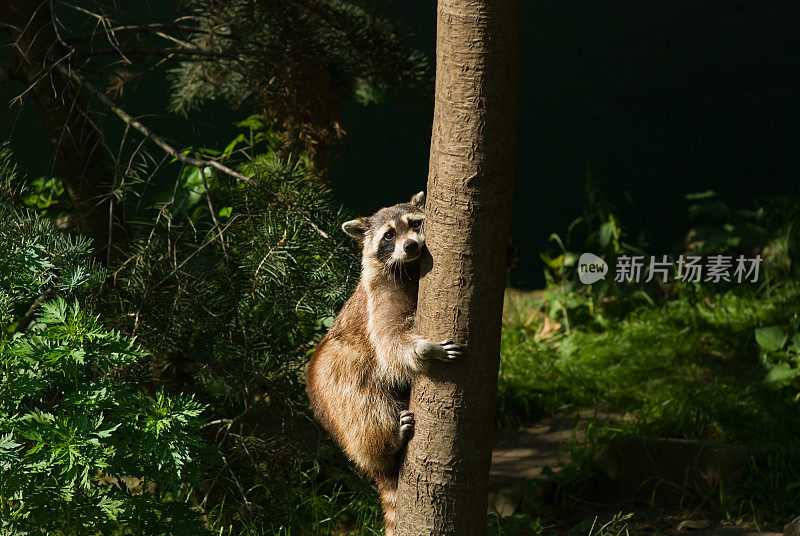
[415,338,463,361]
[438,340,463,361]
[398,410,415,447]
[399,410,414,427]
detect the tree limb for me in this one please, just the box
[56,63,253,183]
[55,64,331,241]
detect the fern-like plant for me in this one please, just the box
[0,147,209,535]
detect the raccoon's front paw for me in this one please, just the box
[397,410,414,447]
[414,338,463,361]
[437,340,463,361]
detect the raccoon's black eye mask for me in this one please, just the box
[376,232,396,263]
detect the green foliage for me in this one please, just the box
[684,190,768,256]
[22,176,70,215]
[104,152,365,532]
[108,155,357,404]
[167,0,430,160]
[158,115,312,224]
[585,512,633,536]
[756,322,800,390]
[0,150,208,535]
[498,189,800,524]
[755,326,789,352]
[684,191,800,286]
[0,149,102,329]
[539,177,644,333]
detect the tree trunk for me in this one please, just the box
[1,0,124,261]
[394,0,519,534]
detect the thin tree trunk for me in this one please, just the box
[394,0,519,534]
[1,0,123,260]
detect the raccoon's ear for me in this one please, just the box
[342,218,369,241]
[410,191,425,208]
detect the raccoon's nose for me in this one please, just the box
[404,240,419,254]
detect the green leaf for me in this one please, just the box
[791,333,800,352]
[98,496,125,521]
[598,221,614,248]
[764,363,800,386]
[0,433,21,452]
[755,326,787,352]
[222,133,247,157]
[540,253,563,270]
[234,114,267,130]
[686,190,717,200]
[95,423,121,439]
[39,298,68,324]
[25,442,44,456]
[181,166,206,193]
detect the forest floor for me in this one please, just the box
[488,285,800,536]
[488,415,784,536]
[488,411,787,536]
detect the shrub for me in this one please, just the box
[102,154,370,532]
[0,148,208,535]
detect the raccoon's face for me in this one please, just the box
[343,192,426,266]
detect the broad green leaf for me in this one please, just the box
[181,166,206,193]
[764,363,800,386]
[755,326,787,351]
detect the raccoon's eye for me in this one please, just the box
[383,230,395,241]
[409,220,422,230]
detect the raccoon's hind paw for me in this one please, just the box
[437,340,463,361]
[398,410,415,447]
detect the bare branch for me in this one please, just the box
[49,0,70,49]
[56,63,252,183]
[55,63,331,241]
[67,23,231,44]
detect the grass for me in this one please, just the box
[497,280,800,525]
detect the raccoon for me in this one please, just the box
[305,191,462,535]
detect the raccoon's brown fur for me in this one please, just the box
[305,192,461,535]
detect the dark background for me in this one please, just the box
[3,1,800,288]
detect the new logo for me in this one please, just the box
[578,253,608,284]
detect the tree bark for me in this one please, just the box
[394,0,519,534]
[1,0,124,261]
